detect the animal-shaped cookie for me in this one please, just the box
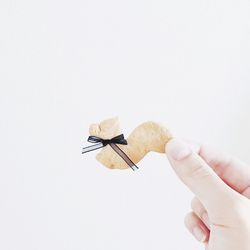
[83,117,172,170]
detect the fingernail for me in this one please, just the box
[193,227,206,242]
[166,139,192,161]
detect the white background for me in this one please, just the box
[0,0,250,249]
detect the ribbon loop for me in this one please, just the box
[87,136,103,144]
[82,134,138,171]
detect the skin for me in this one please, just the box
[165,139,250,250]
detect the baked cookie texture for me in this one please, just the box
[89,117,172,169]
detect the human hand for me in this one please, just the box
[165,139,250,250]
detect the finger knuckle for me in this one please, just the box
[185,163,210,183]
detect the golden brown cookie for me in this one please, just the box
[88,117,172,169]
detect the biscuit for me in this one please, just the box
[89,117,172,169]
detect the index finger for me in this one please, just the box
[189,141,250,198]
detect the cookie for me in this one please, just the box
[89,117,172,169]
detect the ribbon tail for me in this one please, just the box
[82,142,104,154]
[109,143,139,171]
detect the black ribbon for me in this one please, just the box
[82,134,138,171]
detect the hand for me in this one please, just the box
[165,139,250,250]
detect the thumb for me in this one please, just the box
[166,139,236,212]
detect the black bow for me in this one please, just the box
[82,134,138,171]
[87,134,128,146]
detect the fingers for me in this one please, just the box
[191,197,210,229]
[199,145,250,198]
[190,141,250,198]
[184,212,209,243]
[166,139,236,212]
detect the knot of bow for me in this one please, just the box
[87,134,128,147]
